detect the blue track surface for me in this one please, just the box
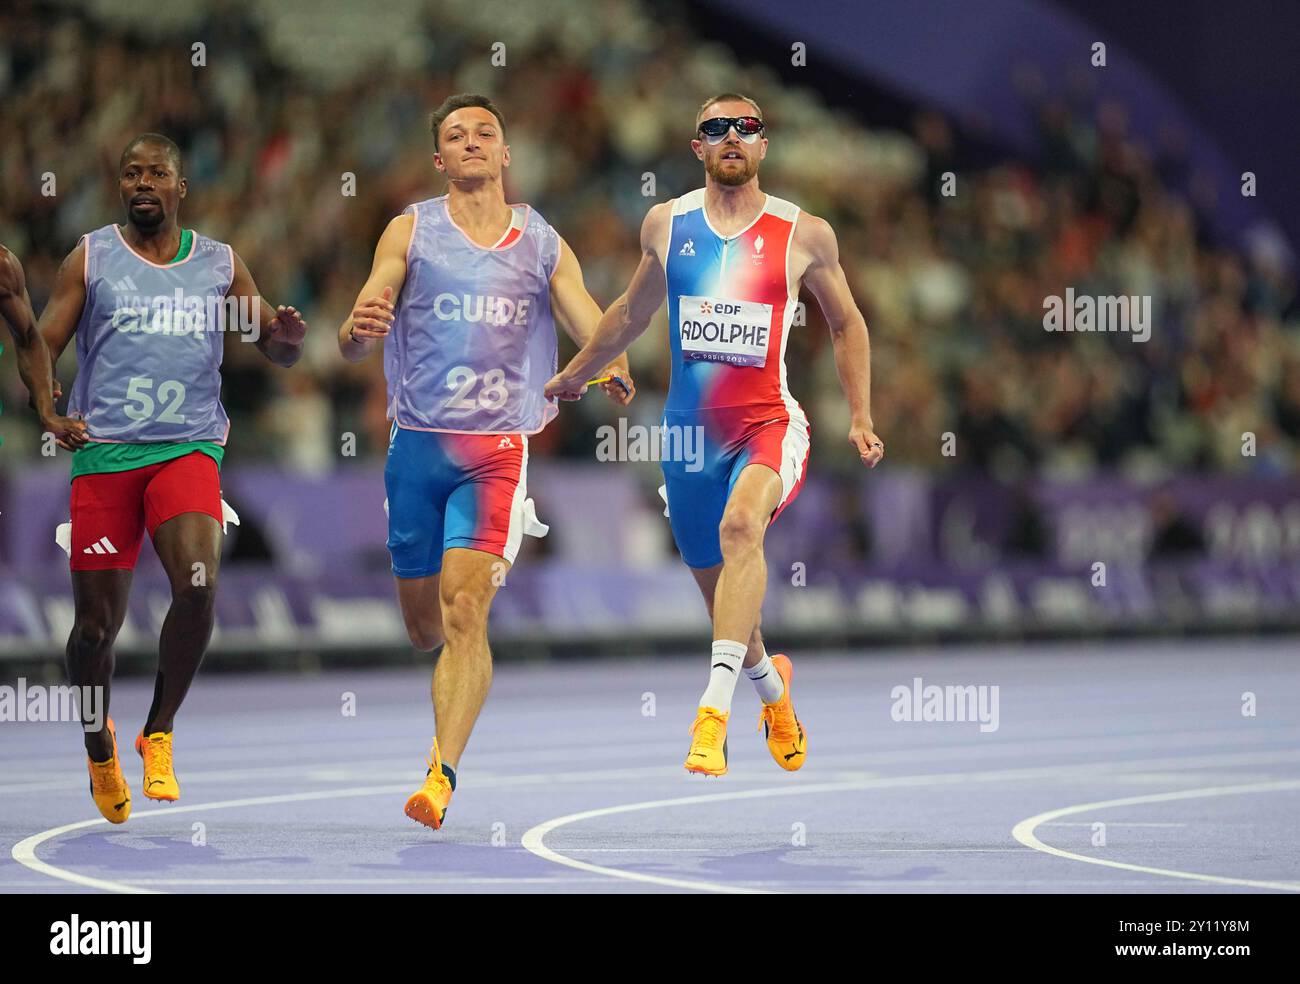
[3,639,1298,894]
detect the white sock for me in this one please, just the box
[700,639,747,713]
[746,649,784,704]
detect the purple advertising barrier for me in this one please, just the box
[766,477,850,571]
[0,464,73,573]
[4,468,1300,661]
[0,575,44,645]
[862,469,936,567]
[930,474,1017,569]
[525,463,648,563]
[219,466,390,574]
[1029,475,1300,569]
[3,555,1299,661]
[1169,476,1300,568]
[927,474,1300,571]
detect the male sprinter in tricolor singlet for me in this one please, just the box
[548,94,884,776]
[40,134,308,822]
[339,94,633,829]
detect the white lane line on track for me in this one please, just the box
[522,766,1300,894]
[19,763,1061,896]
[1011,780,1300,892]
[15,754,1300,895]
[11,784,413,894]
[1041,822,1185,827]
[521,769,1079,895]
[56,877,617,886]
[8,765,726,894]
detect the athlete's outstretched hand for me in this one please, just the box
[269,304,308,345]
[43,413,89,452]
[598,367,635,406]
[350,286,395,341]
[849,422,884,468]
[544,368,588,402]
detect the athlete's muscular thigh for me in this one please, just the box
[718,463,782,551]
[152,512,222,592]
[146,453,224,590]
[70,569,133,645]
[438,547,505,639]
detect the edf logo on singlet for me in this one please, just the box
[679,295,771,366]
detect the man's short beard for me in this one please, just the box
[705,155,759,187]
[129,206,166,229]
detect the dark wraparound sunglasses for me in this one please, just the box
[697,116,766,143]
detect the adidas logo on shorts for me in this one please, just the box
[83,537,119,555]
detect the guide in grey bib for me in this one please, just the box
[68,224,234,443]
[387,197,561,434]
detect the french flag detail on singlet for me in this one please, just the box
[663,189,802,413]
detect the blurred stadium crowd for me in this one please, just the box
[2,0,1296,481]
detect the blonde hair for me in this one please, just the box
[695,93,763,128]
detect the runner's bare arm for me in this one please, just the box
[339,214,412,363]
[229,250,307,368]
[549,237,634,405]
[31,242,92,449]
[545,203,669,400]
[2,246,88,447]
[1,248,54,420]
[37,241,86,374]
[798,214,883,468]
